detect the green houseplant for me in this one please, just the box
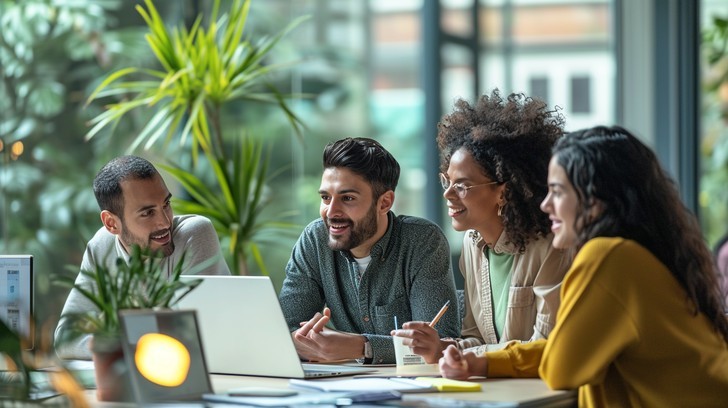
[54,245,202,401]
[84,0,307,275]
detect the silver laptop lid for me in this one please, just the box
[178,275,307,377]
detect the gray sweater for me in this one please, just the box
[279,212,460,364]
[54,214,230,359]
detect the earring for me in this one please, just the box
[497,205,503,217]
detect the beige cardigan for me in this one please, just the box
[456,230,569,354]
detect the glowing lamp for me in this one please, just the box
[134,333,191,387]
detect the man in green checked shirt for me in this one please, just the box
[279,137,460,365]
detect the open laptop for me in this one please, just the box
[177,275,375,378]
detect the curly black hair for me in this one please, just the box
[436,89,565,251]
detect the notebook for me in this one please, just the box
[118,309,213,404]
[177,275,376,378]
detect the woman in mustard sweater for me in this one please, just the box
[439,126,728,407]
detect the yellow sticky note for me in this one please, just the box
[414,377,481,392]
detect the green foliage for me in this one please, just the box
[83,0,307,274]
[0,0,143,348]
[85,0,307,159]
[160,137,297,275]
[53,245,203,341]
[704,16,728,77]
[701,14,728,244]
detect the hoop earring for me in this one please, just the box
[497,205,503,217]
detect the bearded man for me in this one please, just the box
[54,155,230,359]
[279,138,459,364]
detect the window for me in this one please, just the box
[530,76,550,103]
[570,75,591,114]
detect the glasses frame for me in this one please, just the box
[439,173,500,199]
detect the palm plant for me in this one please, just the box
[84,0,306,274]
[160,137,298,275]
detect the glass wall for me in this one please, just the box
[0,0,617,342]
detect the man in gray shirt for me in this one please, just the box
[279,138,459,364]
[54,155,230,359]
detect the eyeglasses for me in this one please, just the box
[439,173,499,199]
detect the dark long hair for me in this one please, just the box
[553,126,728,341]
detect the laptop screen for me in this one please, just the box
[0,255,33,349]
[119,309,212,403]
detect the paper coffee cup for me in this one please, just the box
[393,336,426,368]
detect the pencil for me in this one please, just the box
[429,300,450,328]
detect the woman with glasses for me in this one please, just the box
[392,90,569,363]
[439,126,728,407]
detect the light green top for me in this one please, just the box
[487,248,514,340]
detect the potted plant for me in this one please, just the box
[84,0,307,275]
[54,245,202,401]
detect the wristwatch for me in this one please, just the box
[356,337,373,364]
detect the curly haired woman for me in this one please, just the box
[393,90,570,363]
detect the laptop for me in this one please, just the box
[118,309,213,404]
[177,275,375,378]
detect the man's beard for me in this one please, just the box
[121,226,175,257]
[325,204,378,252]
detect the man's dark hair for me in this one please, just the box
[93,155,159,218]
[322,138,400,199]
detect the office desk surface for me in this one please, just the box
[78,364,576,407]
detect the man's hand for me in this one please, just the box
[391,321,454,363]
[439,345,487,380]
[292,307,366,362]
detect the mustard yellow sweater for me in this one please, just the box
[487,237,728,407]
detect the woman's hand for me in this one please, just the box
[439,345,488,380]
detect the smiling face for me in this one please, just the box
[443,148,506,244]
[101,173,175,257]
[540,157,580,249]
[319,167,393,258]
